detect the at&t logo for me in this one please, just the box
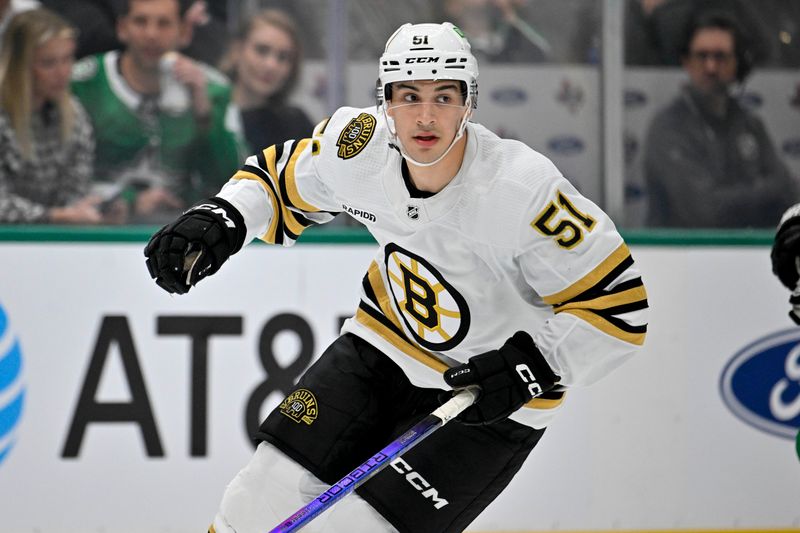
[0,302,25,466]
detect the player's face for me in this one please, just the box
[683,28,738,94]
[387,80,468,164]
[236,22,294,101]
[31,35,76,108]
[117,0,184,71]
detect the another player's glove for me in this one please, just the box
[443,331,560,425]
[144,197,246,294]
[772,215,800,290]
[771,209,800,324]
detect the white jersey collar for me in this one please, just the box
[383,122,478,227]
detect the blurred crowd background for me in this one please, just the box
[1,0,798,229]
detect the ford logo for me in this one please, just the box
[0,302,25,466]
[547,136,585,156]
[490,87,527,105]
[720,329,800,439]
[623,89,647,108]
[782,138,800,158]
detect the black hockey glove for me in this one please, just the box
[144,197,246,294]
[772,216,800,290]
[443,331,560,425]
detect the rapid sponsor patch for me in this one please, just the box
[336,113,376,159]
[279,388,318,425]
[342,204,377,223]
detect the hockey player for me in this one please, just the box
[144,22,649,533]
[772,203,800,323]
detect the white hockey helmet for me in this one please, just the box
[376,22,479,110]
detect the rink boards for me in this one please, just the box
[0,241,798,532]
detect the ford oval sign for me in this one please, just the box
[490,87,527,105]
[0,301,25,466]
[720,329,800,439]
[547,136,585,156]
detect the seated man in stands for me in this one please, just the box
[71,0,244,223]
[643,11,796,228]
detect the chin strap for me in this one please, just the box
[381,99,473,168]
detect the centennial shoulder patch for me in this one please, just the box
[279,388,318,425]
[336,112,376,159]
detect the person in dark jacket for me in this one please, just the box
[644,11,797,228]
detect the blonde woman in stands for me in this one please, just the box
[0,8,122,223]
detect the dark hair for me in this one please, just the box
[118,0,189,19]
[680,10,754,81]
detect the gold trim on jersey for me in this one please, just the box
[542,243,647,346]
[231,169,280,243]
[234,143,323,243]
[313,117,330,136]
[553,286,647,314]
[356,307,449,373]
[543,243,630,306]
[285,139,321,213]
[359,261,564,410]
[559,309,645,345]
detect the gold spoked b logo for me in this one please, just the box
[384,243,470,351]
[279,388,318,425]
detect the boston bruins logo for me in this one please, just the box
[336,112,376,159]
[384,243,470,351]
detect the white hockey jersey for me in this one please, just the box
[217,106,649,428]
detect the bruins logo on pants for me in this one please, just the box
[279,389,318,425]
[384,243,470,351]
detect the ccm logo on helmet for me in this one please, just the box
[405,57,440,64]
[390,457,449,509]
[516,363,543,397]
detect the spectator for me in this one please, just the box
[643,11,797,228]
[442,0,552,63]
[0,0,39,42]
[179,0,230,67]
[625,0,770,66]
[40,0,121,59]
[221,8,313,152]
[0,8,119,224]
[71,0,244,224]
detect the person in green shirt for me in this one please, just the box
[71,0,244,223]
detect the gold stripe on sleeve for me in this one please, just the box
[231,170,280,243]
[543,243,631,305]
[553,285,647,313]
[254,147,310,238]
[561,308,646,346]
[263,145,280,181]
[284,139,321,213]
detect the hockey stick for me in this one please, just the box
[268,387,479,533]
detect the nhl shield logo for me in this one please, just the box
[336,113,376,159]
[279,388,319,425]
[407,205,420,220]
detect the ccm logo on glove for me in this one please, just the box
[188,203,237,228]
[443,331,560,425]
[515,363,544,397]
